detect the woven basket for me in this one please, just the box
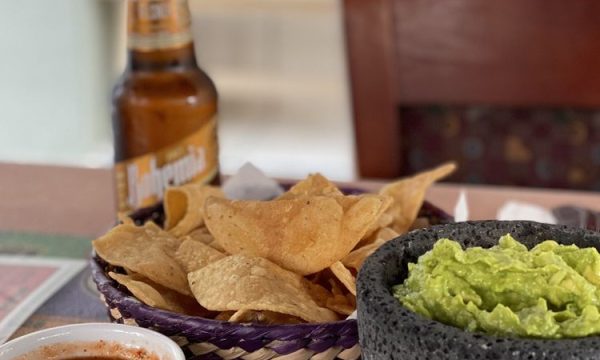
[90,192,453,359]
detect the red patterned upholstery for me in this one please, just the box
[401,107,600,190]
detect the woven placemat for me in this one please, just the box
[0,231,107,340]
[0,231,91,258]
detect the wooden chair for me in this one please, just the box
[343,0,600,189]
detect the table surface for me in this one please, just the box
[2,161,600,339]
[2,162,600,237]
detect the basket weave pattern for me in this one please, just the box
[91,257,360,360]
[90,200,452,359]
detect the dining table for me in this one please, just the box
[1,161,600,341]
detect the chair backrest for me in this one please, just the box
[343,0,600,189]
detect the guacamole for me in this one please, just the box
[393,234,600,338]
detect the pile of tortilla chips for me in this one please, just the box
[93,163,455,324]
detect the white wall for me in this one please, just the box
[0,0,120,167]
[190,0,356,180]
[0,0,356,180]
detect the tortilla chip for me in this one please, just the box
[142,221,181,254]
[205,194,388,275]
[302,279,332,308]
[188,255,339,323]
[380,162,456,234]
[229,309,304,324]
[326,294,354,316]
[185,227,214,244]
[374,212,394,230]
[410,217,431,230]
[338,194,391,241]
[164,184,224,237]
[118,213,135,226]
[376,227,400,242]
[215,311,235,321]
[174,237,226,273]
[342,238,386,270]
[108,272,209,316]
[329,276,345,297]
[330,261,356,296]
[277,173,343,200]
[304,267,359,316]
[362,202,394,239]
[93,224,191,296]
[186,227,226,252]
[347,292,357,308]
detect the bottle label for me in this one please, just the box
[114,116,218,213]
[128,0,193,51]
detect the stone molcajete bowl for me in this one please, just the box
[357,220,600,360]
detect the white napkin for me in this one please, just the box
[451,190,556,224]
[453,190,469,222]
[222,163,284,200]
[496,201,557,224]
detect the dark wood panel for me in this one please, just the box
[393,0,600,107]
[343,0,402,178]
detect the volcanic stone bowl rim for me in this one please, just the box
[357,220,600,350]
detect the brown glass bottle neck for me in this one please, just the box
[128,43,198,71]
[126,0,197,71]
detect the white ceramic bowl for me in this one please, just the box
[0,323,185,360]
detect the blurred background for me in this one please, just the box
[0,0,355,180]
[2,0,600,189]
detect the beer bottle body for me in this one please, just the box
[112,0,219,214]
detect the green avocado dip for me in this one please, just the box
[393,234,600,338]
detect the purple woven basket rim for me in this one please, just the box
[90,255,358,331]
[90,185,453,352]
[91,256,361,354]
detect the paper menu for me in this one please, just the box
[0,256,85,344]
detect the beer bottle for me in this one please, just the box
[112,0,219,215]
